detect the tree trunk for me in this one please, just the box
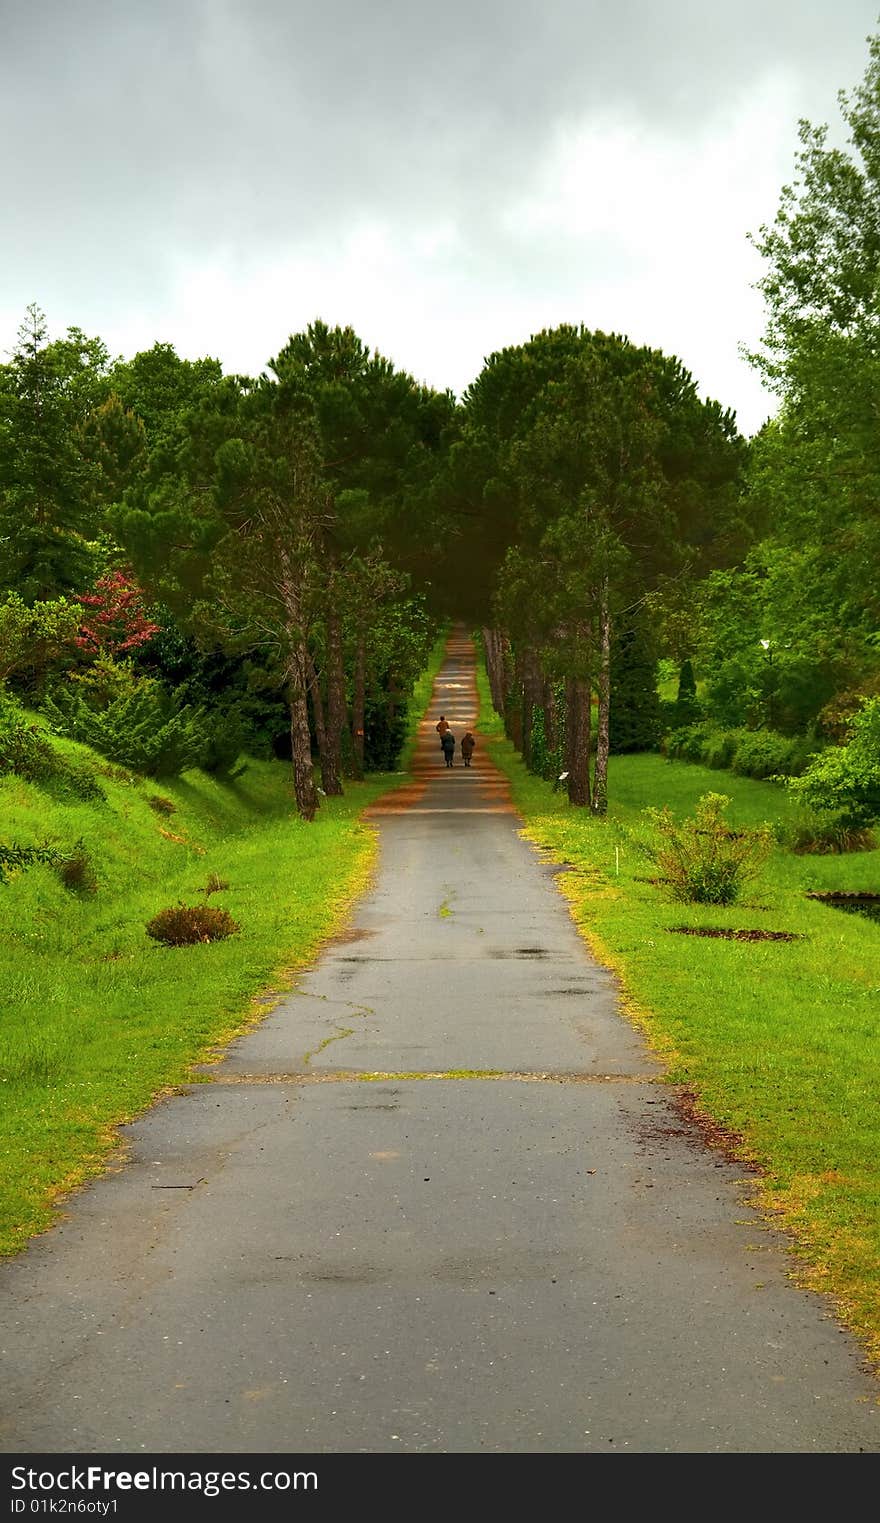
[521,646,542,770]
[565,675,592,807]
[508,648,524,751]
[482,626,506,716]
[351,629,366,778]
[306,651,327,762]
[591,585,611,816]
[323,607,345,796]
[288,640,319,822]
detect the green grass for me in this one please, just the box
[0,641,449,1256]
[475,658,880,1367]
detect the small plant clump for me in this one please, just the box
[201,873,230,897]
[56,842,98,894]
[146,904,240,946]
[0,841,62,884]
[775,811,876,855]
[640,792,773,906]
[147,794,177,816]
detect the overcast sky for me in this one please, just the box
[2,1,878,434]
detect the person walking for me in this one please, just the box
[441,730,456,768]
[461,731,476,767]
[435,715,450,751]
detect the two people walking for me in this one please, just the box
[435,716,476,769]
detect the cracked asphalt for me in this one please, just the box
[1,631,878,1453]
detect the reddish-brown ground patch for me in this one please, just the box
[668,925,803,942]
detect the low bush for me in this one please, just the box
[663,720,820,780]
[731,729,819,780]
[787,697,880,829]
[201,873,230,897]
[0,692,104,802]
[146,904,240,946]
[147,794,176,816]
[639,791,773,905]
[56,843,98,894]
[43,678,207,778]
[774,811,877,855]
[0,841,62,885]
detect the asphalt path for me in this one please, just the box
[1,631,878,1453]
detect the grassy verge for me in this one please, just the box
[0,642,449,1256]
[475,657,880,1367]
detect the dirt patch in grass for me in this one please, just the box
[668,926,803,942]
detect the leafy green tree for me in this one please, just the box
[0,593,80,688]
[477,328,741,811]
[0,306,111,600]
[110,343,223,443]
[270,322,443,795]
[743,29,880,723]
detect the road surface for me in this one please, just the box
[1,631,877,1453]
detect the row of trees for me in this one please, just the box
[436,28,880,815]
[0,315,449,816]
[2,30,878,820]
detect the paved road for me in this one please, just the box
[1,632,878,1453]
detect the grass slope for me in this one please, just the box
[0,636,448,1256]
[476,661,880,1367]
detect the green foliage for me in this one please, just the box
[0,692,104,801]
[787,696,880,829]
[0,306,110,602]
[362,691,408,772]
[673,659,701,726]
[664,720,819,780]
[528,706,549,777]
[730,729,819,781]
[641,792,772,905]
[610,616,662,753]
[0,841,62,884]
[0,594,80,688]
[42,676,206,778]
[742,35,880,733]
[773,810,877,856]
[146,904,240,946]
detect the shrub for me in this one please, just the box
[664,722,733,767]
[701,729,739,770]
[145,904,240,946]
[201,873,230,897]
[787,696,880,829]
[640,792,773,906]
[43,677,207,777]
[0,841,62,885]
[663,720,820,780]
[774,811,877,855]
[0,594,80,689]
[0,692,104,802]
[147,794,176,815]
[199,707,249,775]
[730,730,819,780]
[55,843,98,894]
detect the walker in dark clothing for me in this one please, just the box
[461,732,476,767]
[441,731,456,767]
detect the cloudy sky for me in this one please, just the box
[2,1,877,433]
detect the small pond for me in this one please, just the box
[808,893,880,925]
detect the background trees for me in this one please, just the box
[3,30,879,824]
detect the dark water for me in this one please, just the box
[824,898,880,924]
